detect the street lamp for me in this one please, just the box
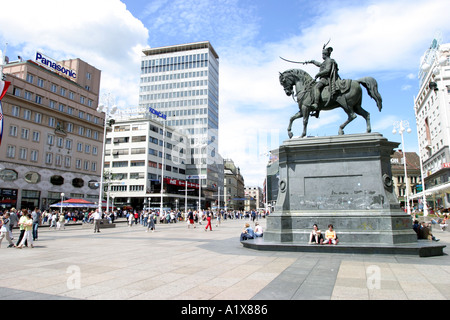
[60,192,64,216]
[392,120,412,215]
[261,151,272,215]
[97,94,117,215]
[198,143,208,214]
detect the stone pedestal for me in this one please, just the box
[264,133,418,245]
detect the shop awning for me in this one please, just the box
[410,181,450,200]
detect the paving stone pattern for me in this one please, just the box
[1,218,449,300]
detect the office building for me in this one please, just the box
[0,52,103,210]
[414,38,450,208]
[104,114,201,210]
[139,41,223,209]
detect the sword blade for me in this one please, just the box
[280,56,307,64]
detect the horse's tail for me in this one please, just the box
[357,77,382,112]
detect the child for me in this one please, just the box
[323,224,338,245]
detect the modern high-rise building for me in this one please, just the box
[104,114,202,211]
[414,38,450,208]
[0,52,103,210]
[139,41,223,209]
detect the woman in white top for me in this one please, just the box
[254,222,263,237]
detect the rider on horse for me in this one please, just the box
[308,46,340,118]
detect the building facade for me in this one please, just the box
[139,41,223,210]
[415,38,450,208]
[244,186,264,211]
[104,115,203,210]
[223,159,245,211]
[390,151,422,210]
[0,53,103,210]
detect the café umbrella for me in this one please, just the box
[50,198,97,208]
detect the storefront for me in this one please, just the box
[0,188,18,210]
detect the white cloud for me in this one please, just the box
[214,0,450,186]
[0,0,148,107]
[2,0,448,187]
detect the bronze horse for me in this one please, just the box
[279,69,382,138]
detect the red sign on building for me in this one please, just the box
[163,178,199,189]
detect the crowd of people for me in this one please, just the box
[0,207,41,249]
[5,204,447,248]
[0,206,269,248]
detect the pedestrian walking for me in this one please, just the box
[205,213,212,231]
[93,209,102,233]
[16,210,28,247]
[146,211,155,232]
[8,208,18,240]
[50,212,57,229]
[187,210,196,229]
[57,213,65,230]
[128,212,133,227]
[17,213,33,248]
[31,208,41,241]
[0,212,15,248]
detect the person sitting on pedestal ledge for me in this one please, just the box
[240,223,254,241]
[323,224,338,245]
[309,224,323,244]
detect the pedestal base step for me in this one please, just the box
[241,238,445,257]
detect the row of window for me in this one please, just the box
[9,104,101,140]
[5,145,97,171]
[9,124,99,155]
[25,73,94,102]
[105,160,185,175]
[140,79,208,92]
[110,185,144,192]
[139,88,208,101]
[141,53,209,74]
[13,86,99,124]
[143,53,209,67]
[141,70,208,84]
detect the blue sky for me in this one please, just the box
[1,0,449,187]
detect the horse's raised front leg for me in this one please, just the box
[287,111,302,139]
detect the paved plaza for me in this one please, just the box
[1,217,450,301]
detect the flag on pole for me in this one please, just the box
[0,80,11,147]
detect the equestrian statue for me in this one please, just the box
[279,41,383,138]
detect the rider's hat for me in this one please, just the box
[322,47,333,55]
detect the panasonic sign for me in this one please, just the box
[35,52,77,79]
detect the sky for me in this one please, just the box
[0,0,449,187]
